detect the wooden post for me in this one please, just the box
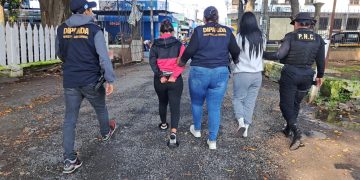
[34,25,39,62]
[45,25,51,60]
[27,23,34,63]
[39,25,45,61]
[150,0,154,42]
[13,23,20,65]
[50,26,56,59]
[0,24,5,66]
[0,4,4,27]
[20,23,27,64]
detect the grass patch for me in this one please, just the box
[20,60,62,69]
[0,66,8,71]
[330,65,360,73]
[1,60,61,71]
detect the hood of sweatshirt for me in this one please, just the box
[154,35,179,49]
[65,14,95,27]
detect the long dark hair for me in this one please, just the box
[239,12,264,59]
[160,19,174,33]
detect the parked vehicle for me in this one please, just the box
[331,32,360,47]
[4,0,39,9]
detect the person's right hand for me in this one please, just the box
[167,77,176,83]
[160,77,168,83]
[316,78,324,87]
[105,83,114,96]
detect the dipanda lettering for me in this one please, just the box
[63,27,89,39]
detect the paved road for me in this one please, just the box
[0,63,359,179]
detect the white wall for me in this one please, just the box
[255,0,360,12]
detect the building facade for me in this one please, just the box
[228,0,360,40]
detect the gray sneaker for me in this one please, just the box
[102,119,117,141]
[63,158,82,174]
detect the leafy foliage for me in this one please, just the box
[315,77,360,110]
[2,0,22,23]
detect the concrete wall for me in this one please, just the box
[328,48,360,61]
[268,18,293,40]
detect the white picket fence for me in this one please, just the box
[0,22,58,66]
[0,22,109,67]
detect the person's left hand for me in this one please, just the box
[105,83,114,96]
[168,77,176,83]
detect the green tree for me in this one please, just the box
[7,0,22,23]
[0,0,22,25]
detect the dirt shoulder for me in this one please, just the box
[0,63,359,179]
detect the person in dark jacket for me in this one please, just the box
[149,20,185,147]
[178,6,240,150]
[56,0,117,173]
[263,12,325,150]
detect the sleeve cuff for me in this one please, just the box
[178,61,186,67]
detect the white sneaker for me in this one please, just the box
[207,139,217,150]
[237,118,246,134]
[189,125,201,138]
[243,124,249,137]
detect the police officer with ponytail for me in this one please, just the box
[264,12,325,150]
[179,6,240,150]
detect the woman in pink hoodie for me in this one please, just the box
[149,20,185,147]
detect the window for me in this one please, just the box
[333,34,345,41]
[347,33,359,39]
[305,0,314,4]
[350,0,360,5]
[333,19,342,30]
[346,18,359,30]
[319,17,328,30]
[271,0,290,4]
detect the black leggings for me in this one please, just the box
[154,75,183,129]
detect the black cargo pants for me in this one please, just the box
[279,65,315,126]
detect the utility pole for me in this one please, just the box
[165,0,168,15]
[261,0,269,37]
[326,0,337,61]
[313,2,324,33]
[195,9,198,22]
[117,0,123,44]
[150,0,154,42]
[237,0,244,33]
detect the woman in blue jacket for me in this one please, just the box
[178,6,240,150]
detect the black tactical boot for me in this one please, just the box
[282,125,292,137]
[289,125,304,151]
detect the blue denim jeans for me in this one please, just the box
[233,72,262,125]
[189,66,229,141]
[63,83,110,160]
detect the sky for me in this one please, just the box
[168,0,229,24]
